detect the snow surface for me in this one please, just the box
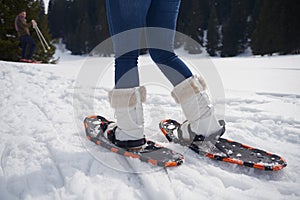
[0,50,300,200]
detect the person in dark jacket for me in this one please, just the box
[15,10,37,62]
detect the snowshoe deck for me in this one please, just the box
[84,115,184,167]
[159,119,287,171]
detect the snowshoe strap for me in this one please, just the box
[177,120,204,144]
[178,120,226,143]
[115,138,146,149]
[218,120,226,137]
[193,120,226,142]
[107,127,146,149]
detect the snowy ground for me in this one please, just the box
[0,51,300,200]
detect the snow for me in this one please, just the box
[1,50,300,199]
[43,0,50,14]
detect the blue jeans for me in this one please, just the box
[106,0,192,88]
[20,34,36,59]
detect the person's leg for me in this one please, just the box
[105,0,151,147]
[106,0,151,88]
[147,0,222,145]
[20,35,27,59]
[27,35,36,60]
[146,0,192,86]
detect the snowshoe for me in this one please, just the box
[159,119,287,171]
[84,115,184,167]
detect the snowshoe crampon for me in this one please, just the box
[84,115,184,167]
[159,119,287,171]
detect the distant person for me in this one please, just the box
[15,10,37,63]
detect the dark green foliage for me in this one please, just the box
[0,0,23,61]
[0,0,55,62]
[46,0,299,57]
[206,3,220,56]
[221,0,255,57]
[177,0,210,54]
[48,0,111,56]
[252,0,300,55]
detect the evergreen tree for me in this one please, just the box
[35,0,56,62]
[0,0,55,62]
[177,0,210,54]
[251,0,279,55]
[206,3,220,56]
[214,0,231,25]
[282,1,300,54]
[48,0,111,55]
[46,0,299,57]
[221,0,254,57]
[48,0,65,38]
[252,0,300,55]
[0,0,19,61]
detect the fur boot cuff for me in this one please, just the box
[108,86,146,108]
[171,75,207,104]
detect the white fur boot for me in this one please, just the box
[171,75,223,144]
[106,86,146,148]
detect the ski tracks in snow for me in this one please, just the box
[0,63,74,199]
[0,62,177,200]
[225,90,300,157]
[0,60,300,199]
